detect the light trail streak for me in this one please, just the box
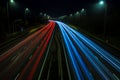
[0,22,53,63]
[61,22,120,72]
[59,22,116,80]
[26,21,55,80]
[0,22,54,79]
[59,23,83,80]
[0,19,119,80]
[56,21,120,80]
[37,26,55,80]
[56,21,93,80]
[16,21,55,80]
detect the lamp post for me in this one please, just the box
[7,0,15,33]
[25,8,29,24]
[99,1,107,39]
[80,8,86,16]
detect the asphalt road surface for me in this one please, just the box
[0,21,120,80]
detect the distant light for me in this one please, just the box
[44,13,47,16]
[99,1,104,5]
[10,0,14,3]
[70,14,72,17]
[80,8,86,15]
[75,11,79,15]
[47,16,50,19]
[25,8,29,11]
[40,13,43,15]
[81,8,85,12]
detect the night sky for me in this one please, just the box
[0,0,120,17]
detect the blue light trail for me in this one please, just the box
[56,21,120,80]
[56,21,93,80]
[58,23,83,80]
[61,22,120,72]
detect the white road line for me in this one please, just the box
[29,55,32,59]
[113,73,119,80]
[14,73,20,80]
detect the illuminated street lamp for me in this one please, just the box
[10,0,14,3]
[25,8,30,24]
[7,0,15,33]
[99,1,104,5]
[44,13,47,16]
[81,8,85,12]
[80,8,86,15]
[98,0,107,39]
[25,8,29,11]
[75,11,79,15]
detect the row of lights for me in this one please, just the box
[71,0,105,17]
[9,0,29,12]
[9,0,49,17]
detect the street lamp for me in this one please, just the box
[25,8,30,24]
[80,8,86,15]
[7,0,15,33]
[44,13,47,16]
[10,0,14,3]
[25,8,29,11]
[75,11,79,15]
[81,8,85,12]
[98,0,107,39]
[99,1,104,5]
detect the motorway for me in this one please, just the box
[0,21,120,80]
